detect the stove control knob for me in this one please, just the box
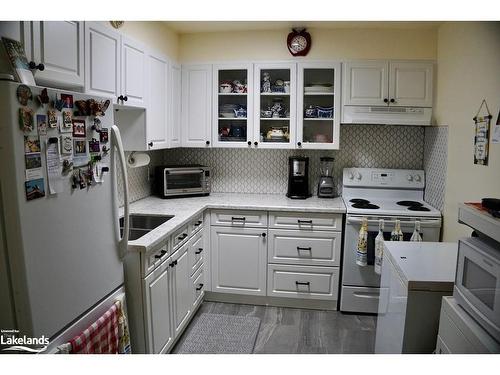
[407,174,414,182]
[356,172,362,180]
[415,174,422,182]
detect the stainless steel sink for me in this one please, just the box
[120,214,174,241]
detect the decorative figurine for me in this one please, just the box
[262,72,271,93]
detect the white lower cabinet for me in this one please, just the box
[211,226,267,296]
[143,259,173,354]
[171,243,192,337]
[191,265,205,308]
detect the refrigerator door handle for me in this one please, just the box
[111,125,129,259]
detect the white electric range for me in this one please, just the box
[340,168,442,314]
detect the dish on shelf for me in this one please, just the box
[304,105,333,118]
[304,83,334,93]
[260,110,273,118]
[219,112,236,118]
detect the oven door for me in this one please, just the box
[342,215,442,288]
[454,238,500,340]
[164,168,206,196]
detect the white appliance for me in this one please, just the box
[0,81,130,349]
[454,204,500,342]
[374,241,457,353]
[340,168,442,313]
[342,105,432,126]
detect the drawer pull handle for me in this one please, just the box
[295,281,310,286]
[154,250,167,259]
[195,248,203,254]
[178,233,188,240]
[169,260,178,268]
[297,246,312,251]
[297,219,313,224]
[231,217,246,221]
[196,283,204,291]
[194,220,203,226]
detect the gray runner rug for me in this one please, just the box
[174,313,261,354]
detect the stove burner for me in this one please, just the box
[407,205,431,212]
[350,199,370,204]
[397,200,423,207]
[352,203,380,210]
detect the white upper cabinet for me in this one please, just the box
[389,61,433,107]
[169,63,182,148]
[297,62,341,150]
[31,21,84,88]
[146,51,169,150]
[121,36,149,108]
[212,64,254,148]
[254,62,297,149]
[84,22,121,98]
[343,60,433,107]
[181,64,212,147]
[0,21,31,51]
[343,60,389,106]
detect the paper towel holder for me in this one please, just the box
[127,151,150,168]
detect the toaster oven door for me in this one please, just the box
[164,169,206,195]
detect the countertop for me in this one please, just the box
[125,193,346,253]
[384,241,458,290]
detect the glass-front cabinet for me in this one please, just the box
[254,63,297,149]
[297,62,341,149]
[213,64,254,148]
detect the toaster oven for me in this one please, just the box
[154,165,211,198]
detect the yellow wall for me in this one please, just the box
[119,21,179,61]
[179,27,437,62]
[434,22,500,241]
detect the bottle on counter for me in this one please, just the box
[410,220,423,242]
[374,219,385,275]
[391,219,404,241]
[356,217,368,267]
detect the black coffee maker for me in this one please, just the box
[286,156,311,199]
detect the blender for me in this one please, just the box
[317,157,335,198]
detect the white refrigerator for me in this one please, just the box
[0,81,130,346]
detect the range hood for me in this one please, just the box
[342,105,432,126]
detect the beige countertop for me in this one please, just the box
[124,193,346,253]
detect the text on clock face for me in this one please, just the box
[291,36,307,51]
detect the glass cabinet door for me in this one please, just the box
[297,62,341,149]
[213,64,253,148]
[254,63,296,149]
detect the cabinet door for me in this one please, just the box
[213,64,254,148]
[84,22,121,98]
[181,65,212,147]
[343,60,389,106]
[254,62,297,149]
[297,62,341,150]
[169,63,182,148]
[389,61,433,107]
[143,263,173,354]
[211,226,267,296]
[146,51,169,150]
[31,21,84,88]
[121,37,148,108]
[171,244,192,336]
[0,21,31,53]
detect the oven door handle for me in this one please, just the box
[165,169,205,175]
[346,217,442,227]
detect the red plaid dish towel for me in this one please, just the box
[69,302,119,354]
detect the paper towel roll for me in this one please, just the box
[127,152,150,168]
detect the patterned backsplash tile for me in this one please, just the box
[423,126,448,211]
[162,125,425,196]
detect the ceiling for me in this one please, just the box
[164,21,443,34]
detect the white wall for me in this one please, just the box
[434,22,500,241]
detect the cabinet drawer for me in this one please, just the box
[172,224,190,249]
[188,230,204,276]
[267,264,339,300]
[189,213,204,234]
[211,209,267,228]
[269,211,342,231]
[142,242,169,276]
[268,229,341,266]
[191,266,204,308]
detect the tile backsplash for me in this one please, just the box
[163,125,425,196]
[423,126,448,211]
